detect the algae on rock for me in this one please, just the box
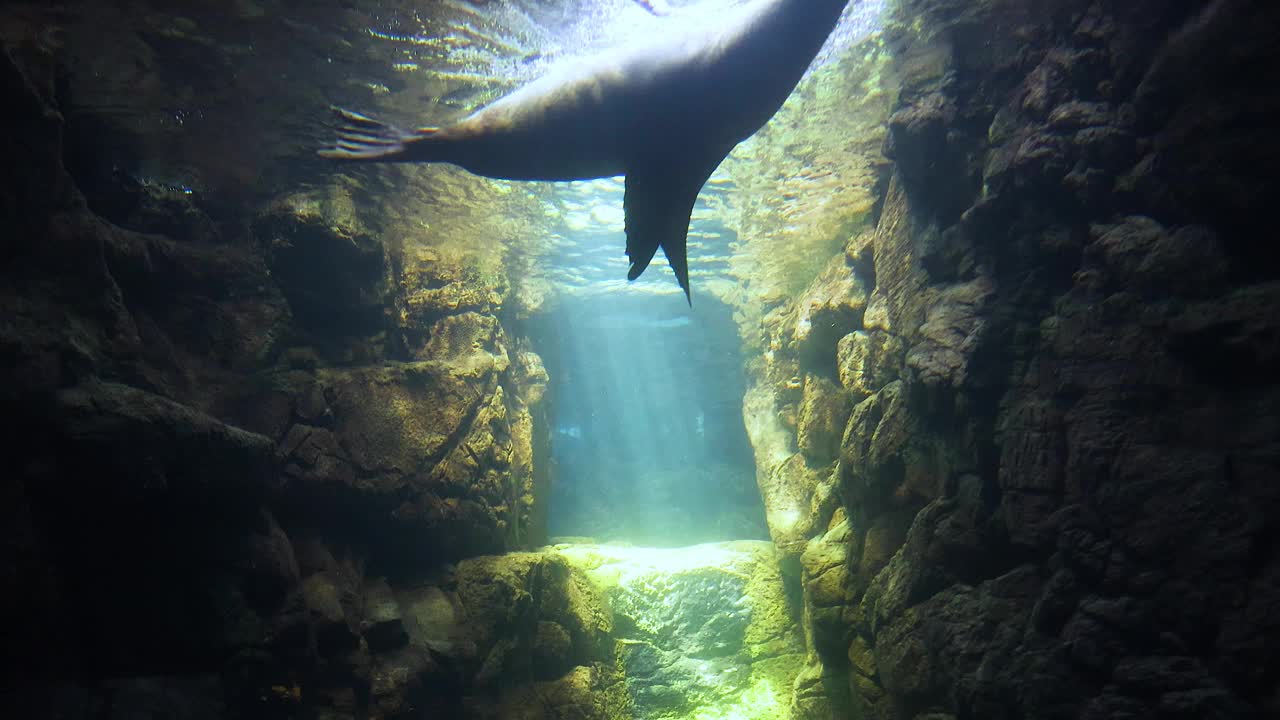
[555,542,805,720]
[720,29,894,347]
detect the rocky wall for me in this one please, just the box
[740,0,1280,718]
[0,5,558,715]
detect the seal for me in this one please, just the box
[320,0,852,302]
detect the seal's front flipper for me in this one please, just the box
[318,106,438,162]
[623,155,721,304]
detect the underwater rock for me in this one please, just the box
[401,261,507,325]
[796,374,853,465]
[273,351,532,568]
[1137,224,1230,296]
[102,217,289,375]
[556,542,805,720]
[813,1,1280,718]
[0,5,546,716]
[455,551,614,687]
[757,453,828,554]
[313,359,504,478]
[475,663,631,720]
[836,330,903,398]
[101,676,229,720]
[0,43,73,231]
[1071,124,1136,171]
[789,657,852,720]
[1046,100,1114,131]
[368,646,437,718]
[8,382,298,697]
[278,423,355,487]
[1085,216,1234,298]
[861,290,893,332]
[1126,0,1280,243]
[215,369,324,442]
[839,382,911,507]
[851,517,898,586]
[869,175,933,340]
[800,515,854,664]
[904,276,993,388]
[742,382,821,553]
[792,254,871,373]
[1085,214,1166,285]
[361,549,626,717]
[243,510,302,613]
[1169,282,1280,387]
[422,312,509,368]
[399,585,471,660]
[259,188,389,351]
[744,266,864,549]
[361,578,408,653]
[3,202,290,414]
[52,379,275,496]
[532,620,574,680]
[512,348,550,406]
[886,92,972,223]
[301,571,361,654]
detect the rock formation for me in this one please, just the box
[0,3,551,714]
[732,0,1280,718]
[2,0,1278,718]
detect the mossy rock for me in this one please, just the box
[556,542,805,720]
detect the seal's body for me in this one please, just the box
[322,0,852,300]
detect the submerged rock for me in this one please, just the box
[792,254,872,373]
[51,379,276,497]
[475,663,631,720]
[797,374,853,465]
[556,541,805,720]
[836,330,903,398]
[800,514,856,668]
[258,186,390,351]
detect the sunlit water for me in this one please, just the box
[347,0,888,543]
[533,174,737,296]
[361,0,886,108]
[531,288,766,545]
[357,0,886,290]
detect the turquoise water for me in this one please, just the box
[345,0,888,543]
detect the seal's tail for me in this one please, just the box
[318,106,437,161]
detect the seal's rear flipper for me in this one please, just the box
[624,156,722,305]
[318,106,438,161]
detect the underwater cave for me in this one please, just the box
[4,0,1280,719]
